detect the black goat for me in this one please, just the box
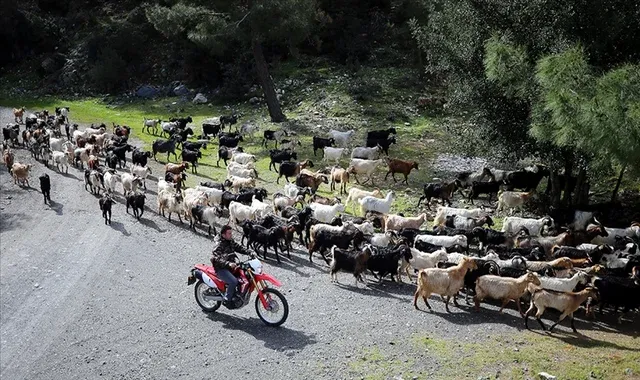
[417,181,460,208]
[106,144,133,169]
[312,136,335,156]
[202,122,221,137]
[152,137,179,162]
[367,244,412,282]
[468,181,501,203]
[169,116,193,129]
[39,173,51,204]
[99,194,115,225]
[182,141,207,151]
[269,149,297,171]
[366,135,396,156]
[366,128,396,141]
[125,192,145,219]
[219,134,243,148]
[132,148,151,167]
[181,149,202,173]
[262,130,288,148]
[504,164,549,191]
[217,146,243,167]
[220,114,238,131]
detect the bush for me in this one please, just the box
[89,47,128,92]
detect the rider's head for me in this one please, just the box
[220,225,233,240]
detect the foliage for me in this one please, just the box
[88,47,128,92]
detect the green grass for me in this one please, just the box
[348,330,640,380]
[1,63,463,221]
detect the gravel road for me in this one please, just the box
[1,107,634,380]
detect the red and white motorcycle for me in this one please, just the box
[187,259,289,327]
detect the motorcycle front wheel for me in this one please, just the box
[194,280,222,312]
[255,288,289,327]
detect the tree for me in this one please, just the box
[146,0,316,122]
[410,0,640,206]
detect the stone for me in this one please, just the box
[249,97,261,105]
[173,84,189,96]
[136,85,159,98]
[538,372,557,380]
[624,368,633,376]
[193,93,207,104]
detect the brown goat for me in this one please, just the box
[165,162,189,174]
[329,166,350,195]
[13,107,25,123]
[309,193,341,205]
[3,148,15,173]
[296,172,328,192]
[384,157,419,184]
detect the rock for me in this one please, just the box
[624,369,633,376]
[249,97,261,105]
[136,85,159,98]
[538,372,557,380]
[173,84,189,96]
[41,53,66,74]
[193,93,207,104]
[34,283,40,288]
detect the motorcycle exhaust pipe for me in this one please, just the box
[187,268,203,285]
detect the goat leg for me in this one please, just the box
[444,296,452,312]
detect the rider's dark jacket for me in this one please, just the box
[210,237,251,269]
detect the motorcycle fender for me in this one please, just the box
[201,272,218,289]
[187,269,202,286]
[254,273,282,287]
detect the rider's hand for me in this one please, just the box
[229,263,238,271]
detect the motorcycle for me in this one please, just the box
[187,258,289,327]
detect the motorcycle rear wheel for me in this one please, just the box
[255,288,289,327]
[194,280,222,312]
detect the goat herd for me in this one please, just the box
[3,106,640,334]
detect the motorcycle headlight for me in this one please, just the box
[248,259,263,274]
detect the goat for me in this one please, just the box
[345,188,384,215]
[400,249,448,281]
[474,272,541,316]
[525,285,599,332]
[384,213,429,232]
[504,164,549,191]
[468,181,501,204]
[367,244,413,282]
[433,206,488,227]
[262,130,288,148]
[312,136,335,156]
[347,159,384,186]
[384,158,418,184]
[309,222,364,264]
[157,190,185,223]
[359,191,394,215]
[217,146,243,167]
[99,194,115,225]
[269,149,297,171]
[366,128,396,141]
[309,202,345,223]
[328,129,355,147]
[142,118,161,135]
[366,136,396,156]
[323,147,347,164]
[277,160,314,184]
[502,216,554,237]
[330,245,375,286]
[496,191,535,215]
[351,145,383,160]
[413,257,478,312]
[125,192,146,219]
[11,163,32,186]
[445,215,494,231]
[152,137,179,162]
[295,172,329,193]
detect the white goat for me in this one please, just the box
[195,185,224,205]
[345,187,384,214]
[474,273,541,316]
[157,190,185,222]
[496,191,535,215]
[351,146,382,160]
[158,177,176,193]
[415,234,468,249]
[231,152,257,165]
[353,221,375,235]
[251,195,271,218]
[226,176,256,192]
[227,165,257,179]
[347,158,384,186]
[446,215,494,231]
[400,248,448,281]
[433,206,488,226]
[121,173,143,196]
[130,164,152,190]
[103,170,122,194]
[323,147,347,163]
[539,271,590,292]
[228,201,257,226]
[51,151,68,173]
[328,129,355,147]
[359,191,394,215]
[591,224,640,246]
[369,231,397,247]
[309,202,345,223]
[502,216,554,237]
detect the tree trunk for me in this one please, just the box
[561,154,574,207]
[611,164,627,203]
[252,38,285,123]
[574,166,589,207]
[549,170,562,210]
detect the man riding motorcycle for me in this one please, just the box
[210,225,254,307]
